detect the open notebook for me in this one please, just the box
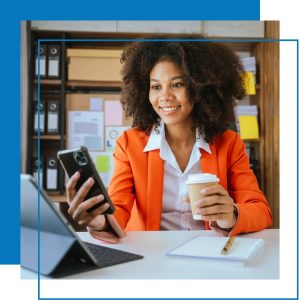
[167,235,264,266]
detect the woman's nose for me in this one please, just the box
[159,87,174,101]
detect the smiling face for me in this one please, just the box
[149,60,193,129]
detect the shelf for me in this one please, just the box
[34,79,62,85]
[243,139,260,142]
[34,79,122,88]
[33,135,65,140]
[67,80,122,88]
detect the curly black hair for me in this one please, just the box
[120,35,245,143]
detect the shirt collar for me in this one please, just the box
[143,120,211,154]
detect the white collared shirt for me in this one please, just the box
[144,121,211,230]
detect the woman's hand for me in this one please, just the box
[185,185,237,229]
[66,171,109,231]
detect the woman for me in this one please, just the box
[66,36,272,238]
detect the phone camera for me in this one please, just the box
[73,150,88,166]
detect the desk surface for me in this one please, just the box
[22,229,279,279]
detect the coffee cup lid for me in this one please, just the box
[186,173,219,184]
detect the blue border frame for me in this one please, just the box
[37,40,42,300]
[297,38,299,300]
[36,37,299,300]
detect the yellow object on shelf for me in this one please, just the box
[243,72,256,95]
[238,115,259,140]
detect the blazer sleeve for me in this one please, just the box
[108,132,136,230]
[226,133,272,236]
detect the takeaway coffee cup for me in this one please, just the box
[186,173,220,220]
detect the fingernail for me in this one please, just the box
[200,188,207,194]
[88,178,94,186]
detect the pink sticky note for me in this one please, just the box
[104,101,123,125]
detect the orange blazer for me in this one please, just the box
[108,128,272,236]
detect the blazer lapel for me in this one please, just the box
[146,150,164,230]
[200,143,219,179]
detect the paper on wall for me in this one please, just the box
[104,101,123,125]
[68,111,104,150]
[90,97,104,111]
[105,126,130,151]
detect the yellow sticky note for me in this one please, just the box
[243,72,256,95]
[96,155,110,173]
[238,115,259,140]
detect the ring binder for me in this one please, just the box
[32,157,44,189]
[35,44,47,78]
[47,45,61,78]
[46,100,60,134]
[46,157,58,191]
[33,101,46,134]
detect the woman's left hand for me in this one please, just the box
[193,185,237,229]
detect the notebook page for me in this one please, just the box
[168,236,264,264]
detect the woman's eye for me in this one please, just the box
[151,85,161,90]
[172,82,185,88]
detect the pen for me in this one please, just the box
[221,237,235,255]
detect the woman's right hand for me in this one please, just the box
[66,171,110,231]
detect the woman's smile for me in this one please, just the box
[159,105,181,115]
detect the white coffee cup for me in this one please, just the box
[186,173,220,220]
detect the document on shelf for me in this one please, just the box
[167,235,264,266]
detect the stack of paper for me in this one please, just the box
[235,105,259,140]
[241,57,256,79]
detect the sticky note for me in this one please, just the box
[90,97,103,111]
[95,155,110,173]
[243,72,256,95]
[238,115,259,140]
[104,101,123,125]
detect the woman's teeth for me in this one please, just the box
[160,106,180,112]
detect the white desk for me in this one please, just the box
[22,229,279,279]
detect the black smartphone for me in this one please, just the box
[57,146,115,214]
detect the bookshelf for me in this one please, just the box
[24,21,279,229]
